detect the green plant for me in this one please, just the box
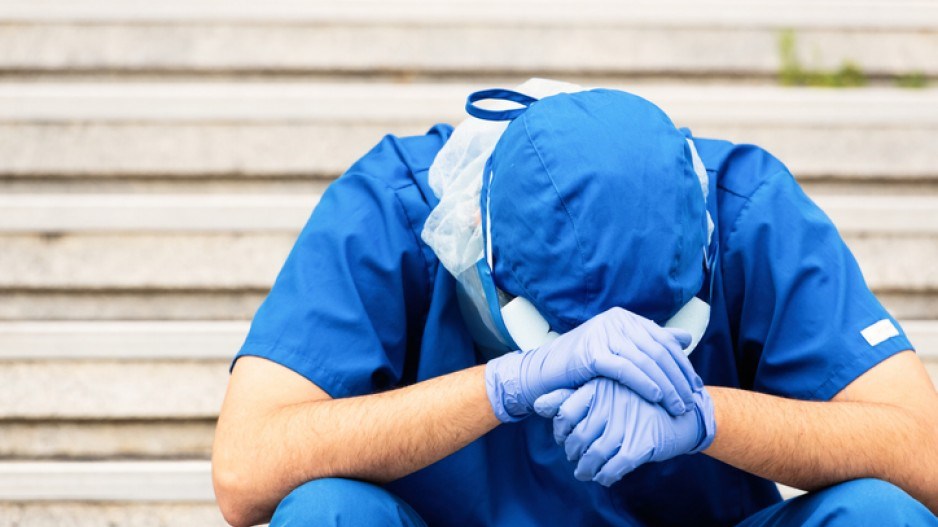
[778,30,803,86]
[777,30,867,88]
[895,71,928,89]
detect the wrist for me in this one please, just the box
[689,387,717,454]
[484,351,530,423]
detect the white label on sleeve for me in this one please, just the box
[860,319,900,346]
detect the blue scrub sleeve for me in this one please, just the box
[723,171,914,401]
[233,169,433,398]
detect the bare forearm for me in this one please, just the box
[704,386,938,512]
[215,365,499,525]
[280,365,498,483]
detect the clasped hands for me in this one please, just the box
[485,307,716,486]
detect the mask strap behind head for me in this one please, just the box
[466,89,539,122]
[469,88,541,273]
[466,89,545,351]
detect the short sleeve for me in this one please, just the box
[233,163,434,398]
[723,171,914,401]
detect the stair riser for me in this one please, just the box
[1,124,936,179]
[1,25,936,76]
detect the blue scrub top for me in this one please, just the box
[235,124,914,526]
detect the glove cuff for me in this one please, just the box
[688,388,717,454]
[484,351,531,423]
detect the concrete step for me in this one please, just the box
[0,361,227,420]
[0,177,326,196]
[0,321,933,461]
[1,421,216,460]
[7,321,915,364]
[0,321,246,360]
[0,323,236,421]
[4,290,931,325]
[1,233,935,294]
[0,461,214,501]
[1,194,937,235]
[2,83,938,180]
[0,194,934,294]
[0,233,292,291]
[0,195,314,233]
[0,1,936,78]
[0,321,933,425]
[0,290,266,322]
[0,502,227,527]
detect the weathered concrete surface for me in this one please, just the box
[2,290,934,322]
[0,194,316,233]
[0,324,934,422]
[0,291,266,321]
[0,421,215,459]
[0,361,228,419]
[1,84,937,179]
[0,0,936,76]
[3,121,934,179]
[0,319,932,362]
[0,321,247,360]
[1,194,935,234]
[0,503,226,527]
[0,461,213,501]
[0,233,294,290]
[0,232,934,292]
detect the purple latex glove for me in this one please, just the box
[534,378,716,486]
[485,307,703,423]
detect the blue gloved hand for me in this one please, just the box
[534,378,716,486]
[484,307,703,423]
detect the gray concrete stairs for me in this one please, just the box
[1,1,937,525]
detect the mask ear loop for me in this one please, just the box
[466,89,539,122]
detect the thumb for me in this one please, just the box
[533,388,576,418]
[665,327,693,349]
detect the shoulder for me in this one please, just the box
[320,124,452,246]
[312,124,453,285]
[692,137,797,250]
[694,137,790,199]
[342,123,452,197]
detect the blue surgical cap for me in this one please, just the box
[484,88,707,333]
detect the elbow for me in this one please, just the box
[213,449,272,527]
[213,463,266,527]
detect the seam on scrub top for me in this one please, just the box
[520,113,591,329]
[327,171,432,387]
[356,171,436,310]
[716,184,751,200]
[721,170,787,259]
[389,125,454,187]
[387,180,438,331]
[719,171,783,373]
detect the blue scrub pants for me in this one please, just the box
[269,477,936,526]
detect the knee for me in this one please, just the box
[809,478,934,525]
[270,478,424,527]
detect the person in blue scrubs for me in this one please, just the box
[212,86,938,527]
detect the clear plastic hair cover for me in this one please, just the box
[421,78,585,278]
